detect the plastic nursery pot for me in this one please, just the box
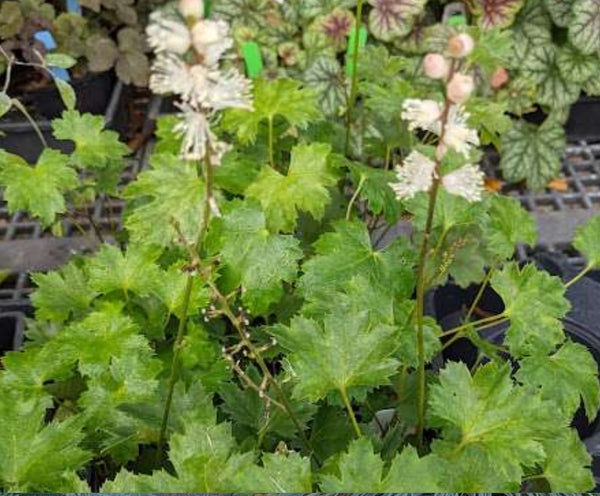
[0,311,25,356]
[0,72,123,164]
[426,252,600,485]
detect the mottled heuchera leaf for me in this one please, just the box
[557,43,600,84]
[544,0,573,27]
[574,215,600,266]
[511,0,552,66]
[271,311,400,401]
[298,220,415,303]
[206,200,302,314]
[473,0,524,28]
[517,340,600,421]
[123,154,205,247]
[569,0,600,54]
[491,262,570,356]
[246,143,338,232]
[319,438,443,491]
[0,149,78,227]
[222,78,322,144]
[368,0,427,41]
[500,119,566,191]
[303,56,347,116]
[317,7,355,51]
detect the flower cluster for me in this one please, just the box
[147,0,253,162]
[391,33,484,203]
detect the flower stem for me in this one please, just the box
[340,386,362,438]
[565,263,593,288]
[267,115,275,168]
[344,0,364,156]
[439,311,507,337]
[464,266,495,322]
[346,174,367,220]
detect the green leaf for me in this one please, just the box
[31,262,97,323]
[517,340,600,420]
[222,78,322,144]
[246,143,338,232]
[85,34,119,72]
[539,430,595,491]
[473,0,524,28]
[367,0,427,41]
[0,91,12,118]
[500,119,566,191]
[271,311,400,401]
[0,1,23,38]
[233,452,313,492]
[214,150,261,195]
[557,43,600,84]
[0,148,79,227]
[398,315,442,368]
[304,56,347,116]
[207,200,302,314]
[482,195,537,260]
[54,78,76,111]
[155,266,210,319]
[464,98,513,148]
[320,437,443,491]
[88,244,161,298]
[574,215,600,267]
[491,262,570,356]
[0,390,90,492]
[544,0,573,27]
[570,0,600,54]
[430,361,563,490]
[299,220,415,303]
[46,53,77,69]
[511,1,553,67]
[123,154,206,247]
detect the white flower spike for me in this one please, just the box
[179,0,204,19]
[442,105,479,157]
[401,99,442,133]
[174,103,213,161]
[149,54,193,96]
[442,164,485,202]
[191,19,233,67]
[146,12,191,55]
[390,151,437,200]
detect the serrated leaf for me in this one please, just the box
[511,1,552,66]
[517,340,600,421]
[544,0,573,27]
[0,149,79,227]
[155,266,210,319]
[574,215,600,267]
[570,0,600,54]
[320,437,443,491]
[491,262,570,356]
[271,311,400,401]
[482,195,537,260]
[88,244,162,298]
[207,200,302,314]
[557,43,600,84]
[500,119,566,191]
[398,315,442,368]
[473,0,524,28]
[31,262,97,323]
[246,143,338,232]
[85,34,119,72]
[222,78,322,144]
[367,0,427,41]
[0,91,11,118]
[304,56,347,115]
[233,452,313,492]
[348,162,402,223]
[116,50,149,87]
[299,220,415,303]
[123,154,206,247]
[465,98,512,147]
[54,78,76,111]
[0,390,90,492]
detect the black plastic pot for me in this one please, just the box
[0,311,25,356]
[0,74,123,164]
[427,252,600,486]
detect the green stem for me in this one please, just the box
[267,116,275,168]
[346,174,367,220]
[565,263,593,288]
[385,145,391,170]
[340,386,362,438]
[439,311,507,337]
[11,99,47,148]
[344,0,364,156]
[464,267,495,322]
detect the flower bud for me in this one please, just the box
[179,0,204,19]
[447,33,474,58]
[447,73,474,104]
[423,53,450,79]
[491,67,509,89]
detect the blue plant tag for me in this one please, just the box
[66,0,82,14]
[34,31,71,81]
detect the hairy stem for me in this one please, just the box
[464,267,495,322]
[344,0,364,156]
[340,386,362,438]
[565,263,593,288]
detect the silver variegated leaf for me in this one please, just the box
[303,56,346,116]
[557,44,600,84]
[511,0,552,66]
[368,0,427,41]
[570,0,600,54]
[543,0,573,27]
[473,0,524,28]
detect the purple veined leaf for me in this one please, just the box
[569,0,600,55]
[368,0,427,42]
[320,8,355,50]
[473,0,524,29]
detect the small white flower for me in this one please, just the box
[442,105,479,157]
[179,0,204,19]
[205,68,253,111]
[174,103,214,161]
[149,54,193,96]
[390,151,437,200]
[146,12,191,55]
[442,164,484,202]
[401,99,442,133]
[191,19,233,67]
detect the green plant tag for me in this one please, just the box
[346,26,367,77]
[242,41,263,78]
[447,14,467,26]
[204,0,212,17]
